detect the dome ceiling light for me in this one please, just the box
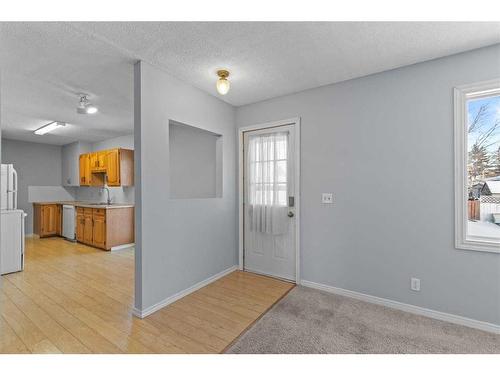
[77,94,98,115]
[216,69,230,95]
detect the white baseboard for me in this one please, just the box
[111,243,134,251]
[132,265,238,319]
[300,280,500,335]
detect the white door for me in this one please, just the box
[243,124,297,281]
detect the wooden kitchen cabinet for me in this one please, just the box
[76,207,94,246]
[33,203,61,238]
[90,151,107,172]
[76,208,85,242]
[79,154,91,186]
[105,148,120,186]
[79,148,134,187]
[83,208,94,245]
[75,206,134,250]
[56,204,62,236]
[92,209,106,249]
[36,203,134,250]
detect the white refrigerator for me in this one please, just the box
[1,164,26,275]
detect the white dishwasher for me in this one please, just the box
[62,205,76,241]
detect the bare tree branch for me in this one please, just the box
[468,104,489,134]
[475,119,499,148]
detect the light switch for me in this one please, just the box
[322,193,333,204]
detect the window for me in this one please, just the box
[455,79,500,253]
[247,132,288,207]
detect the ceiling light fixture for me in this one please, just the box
[77,94,98,115]
[34,121,66,135]
[216,69,230,95]
[85,105,98,114]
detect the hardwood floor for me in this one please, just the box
[0,237,294,353]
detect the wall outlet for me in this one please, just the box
[322,193,333,204]
[410,277,421,292]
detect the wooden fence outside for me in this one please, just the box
[468,200,480,221]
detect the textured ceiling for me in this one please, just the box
[1,22,500,145]
[0,23,135,145]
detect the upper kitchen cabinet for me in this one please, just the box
[90,151,107,173]
[79,153,91,186]
[62,141,92,186]
[105,148,120,186]
[108,148,134,186]
[79,148,134,187]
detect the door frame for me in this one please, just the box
[238,117,301,283]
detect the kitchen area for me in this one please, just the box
[33,202,134,251]
[1,134,135,275]
[32,145,134,250]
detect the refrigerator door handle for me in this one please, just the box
[12,168,17,192]
[12,168,17,210]
[12,168,18,209]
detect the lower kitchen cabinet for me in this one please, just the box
[83,208,94,245]
[76,206,134,250]
[35,203,134,251]
[76,208,85,243]
[92,209,106,248]
[33,203,61,238]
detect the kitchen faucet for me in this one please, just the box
[102,185,112,205]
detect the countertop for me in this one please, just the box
[32,201,134,209]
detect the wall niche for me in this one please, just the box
[169,120,223,199]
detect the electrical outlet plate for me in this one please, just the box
[411,277,421,291]
[322,193,333,204]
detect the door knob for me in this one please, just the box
[288,211,294,218]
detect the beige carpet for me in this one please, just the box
[226,286,500,354]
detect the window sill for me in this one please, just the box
[456,237,500,254]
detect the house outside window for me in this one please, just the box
[455,79,500,253]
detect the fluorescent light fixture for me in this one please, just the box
[34,121,66,135]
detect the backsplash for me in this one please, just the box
[75,186,135,204]
[28,186,76,202]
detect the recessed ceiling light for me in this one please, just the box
[216,70,230,95]
[34,121,66,135]
[77,94,98,115]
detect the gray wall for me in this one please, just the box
[134,61,237,311]
[62,141,92,186]
[1,139,67,234]
[74,134,135,204]
[92,133,134,151]
[236,45,500,325]
[169,121,221,199]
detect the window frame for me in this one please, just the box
[454,79,500,253]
